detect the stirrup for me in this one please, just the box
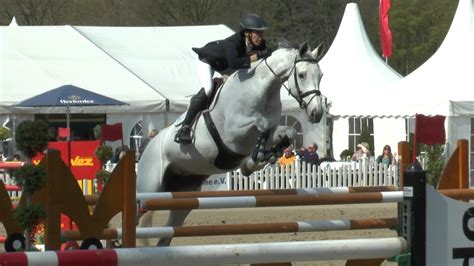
[174,126,192,144]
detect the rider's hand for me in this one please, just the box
[256,49,272,59]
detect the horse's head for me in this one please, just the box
[286,42,324,123]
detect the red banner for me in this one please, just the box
[58,127,70,138]
[101,123,123,142]
[415,114,446,145]
[379,0,392,58]
[32,140,101,180]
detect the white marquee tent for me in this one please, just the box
[319,3,403,158]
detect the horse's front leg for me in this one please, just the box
[264,126,296,162]
[242,126,296,176]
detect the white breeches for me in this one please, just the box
[195,58,215,97]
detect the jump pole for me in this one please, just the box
[61,217,397,240]
[142,191,404,210]
[83,186,398,205]
[0,237,407,266]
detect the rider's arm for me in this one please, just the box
[225,45,252,70]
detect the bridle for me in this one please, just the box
[264,56,321,110]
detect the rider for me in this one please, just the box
[175,13,272,144]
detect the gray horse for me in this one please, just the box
[137,41,324,246]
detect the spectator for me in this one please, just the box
[376,145,396,165]
[298,143,320,167]
[278,145,297,166]
[138,129,159,161]
[352,142,371,161]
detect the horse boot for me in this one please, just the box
[261,135,291,164]
[251,131,270,162]
[175,88,209,144]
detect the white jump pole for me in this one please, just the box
[3,237,407,266]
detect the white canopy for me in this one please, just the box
[0,25,166,113]
[319,3,402,118]
[74,25,235,112]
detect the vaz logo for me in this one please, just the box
[71,156,94,166]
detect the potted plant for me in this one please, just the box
[13,120,49,250]
[0,126,9,153]
[95,144,113,167]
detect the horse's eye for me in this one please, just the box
[298,73,305,79]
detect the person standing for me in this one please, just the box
[175,13,272,144]
[298,143,320,167]
[278,145,297,166]
[352,142,371,161]
[376,144,396,165]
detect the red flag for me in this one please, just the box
[415,114,446,145]
[101,123,123,142]
[379,0,392,58]
[58,127,70,138]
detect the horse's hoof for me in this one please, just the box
[268,156,277,164]
[241,168,251,176]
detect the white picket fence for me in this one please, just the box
[104,158,400,192]
[229,159,399,190]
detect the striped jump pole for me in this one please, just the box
[61,217,397,240]
[82,186,397,205]
[142,191,403,210]
[136,186,398,200]
[0,237,407,266]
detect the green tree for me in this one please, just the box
[15,120,49,160]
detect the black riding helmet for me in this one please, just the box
[240,14,268,32]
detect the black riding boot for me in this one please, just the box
[175,88,208,144]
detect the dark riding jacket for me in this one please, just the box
[192,32,267,73]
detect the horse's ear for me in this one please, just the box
[312,42,325,61]
[298,41,310,57]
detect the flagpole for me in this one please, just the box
[66,106,71,169]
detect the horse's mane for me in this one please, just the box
[275,39,317,60]
[276,39,299,50]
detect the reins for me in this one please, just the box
[264,56,321,110]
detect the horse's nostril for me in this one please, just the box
[311,110,322,123]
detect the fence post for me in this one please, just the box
[403,162,426,266]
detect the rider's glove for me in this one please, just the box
[256,49,272,59]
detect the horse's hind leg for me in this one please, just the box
[156,175,208,246]
[157,209,192,246]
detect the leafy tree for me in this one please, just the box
[0,127,9,141]
[421,144,445,186]
[15,120,49,160]
[1,0,69,25]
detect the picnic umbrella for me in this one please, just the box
[16,84,127,132]
[16,84,127,165]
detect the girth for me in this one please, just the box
[203,111,247,170]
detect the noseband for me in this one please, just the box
[264,57,321,110]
